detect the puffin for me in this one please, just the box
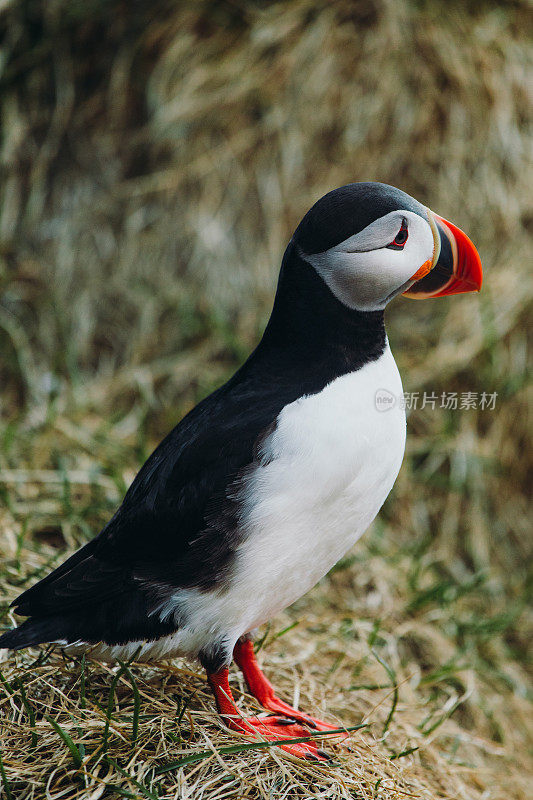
[0,183,482,760]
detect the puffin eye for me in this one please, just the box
[386,219,408,250]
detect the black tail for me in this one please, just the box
[2,540,179,652]
[0,588,178,652]
[0,617,66,650]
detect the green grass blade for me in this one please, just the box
[18,681,37,748]
[418,695,465,736]
[390,746,419,760]
[253,625,271,654]
[0,668,14,696]
[45,714,83,769]
[372,649,398,736]
[270,621,299,641]
[102,785,138,799]
[0,748,14,800]
[102,648,142,752]
[118,662,141,744]
[79,653,87,710]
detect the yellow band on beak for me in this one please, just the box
[407,208,441,282]
[427,208,441,268]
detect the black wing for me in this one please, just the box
[4,361,294,646]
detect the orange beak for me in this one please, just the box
[403,212,483,299]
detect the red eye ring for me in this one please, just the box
[386,220,408,250]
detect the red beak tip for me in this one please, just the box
[432,213,483,298]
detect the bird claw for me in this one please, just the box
[262,697,347,737]
[231,715,331,760]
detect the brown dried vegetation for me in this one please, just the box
[0,1,531,798]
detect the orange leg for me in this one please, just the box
[207,666,329,760]
[233,637,345,735]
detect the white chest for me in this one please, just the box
[227,343,406,634]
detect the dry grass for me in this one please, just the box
[0,0,532,797]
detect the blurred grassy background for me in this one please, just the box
[0,1,531,798]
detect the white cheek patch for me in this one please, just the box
[302,209,434,311]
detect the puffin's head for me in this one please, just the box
[293,182,482,312]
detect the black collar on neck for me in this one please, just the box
[253,242,387,386]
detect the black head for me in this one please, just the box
[294,182,428,256]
